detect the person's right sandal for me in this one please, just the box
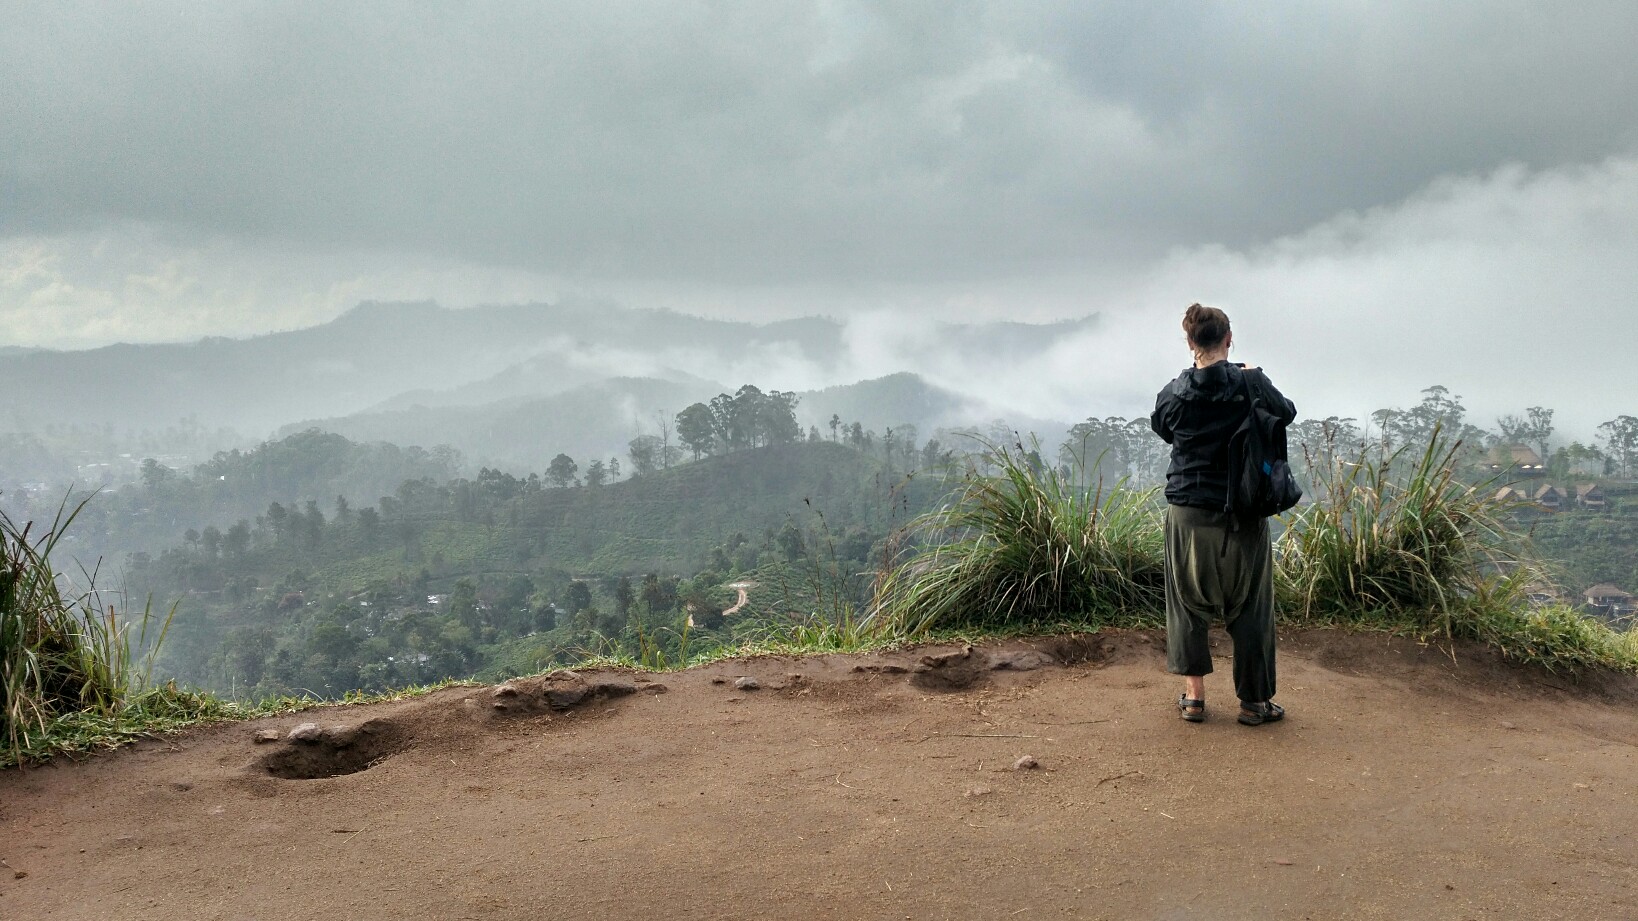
[1237,701,1284,726]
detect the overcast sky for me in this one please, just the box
[5,2,1638,436]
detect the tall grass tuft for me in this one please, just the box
[1276,429,1532,635]
[874,439,1164,636]
[2,499,199,765]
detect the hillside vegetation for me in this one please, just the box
[126,440,946,700]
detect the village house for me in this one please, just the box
[1524,584,1564,608]
[1532,484,1566,510]
[1583,584,1636,622]
[1484,444,1546,477]
[1576,483,1608,510]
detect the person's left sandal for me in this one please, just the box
[1177,694,1206,723]
[1238,701,1285,726]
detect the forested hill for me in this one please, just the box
[134,440,936,594]
[130,440,950,698]
[14,430,465,567]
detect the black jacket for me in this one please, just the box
[1150,361,1297,511]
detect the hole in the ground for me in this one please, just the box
[259,719,409,780]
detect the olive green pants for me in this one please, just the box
[1164,504,1276,703]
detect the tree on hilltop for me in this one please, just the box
[1598,416,1638,478]
[547,454,579,488]
[676,405,716,460]
[584,459,607,487]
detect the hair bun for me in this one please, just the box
[1182,303,1231,349]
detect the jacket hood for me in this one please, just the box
[1167,360,1246,404]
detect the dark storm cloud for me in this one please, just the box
[6,1,1637,285]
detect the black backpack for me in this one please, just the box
[1224,367,1302,521]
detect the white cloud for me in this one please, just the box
[1028,156,1638,441]
[4,155,1637,449]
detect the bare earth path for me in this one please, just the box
[2,629,1635,920]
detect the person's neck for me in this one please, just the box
[1193,351,1229,369]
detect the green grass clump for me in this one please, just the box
[1276,432,1530,633]
[1,500,222,767]
[874,440,1164,635]
[1463,603,1638,673]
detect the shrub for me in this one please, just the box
[1276,431,1531,634]
[874,439,1164,635]
[2,500,198,765]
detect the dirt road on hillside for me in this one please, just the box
[2,629,1635,920]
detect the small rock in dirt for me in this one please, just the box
[252,729,280,744]
[493,684,521,699]
[1013,755,1040,771]
[642,683,669,695]
[1273,858,1295,866]
[590,678,637,698]
[919,646,974,669]
[852,663,909,674]
[545,685,589,710]
[734,676,761,691]
[964,785,993,798]
[287,722,322,743]
[319,725,357,745]
[988,650,1056,672]
[13,869,27,880]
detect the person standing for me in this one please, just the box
[1150,303,1297,726]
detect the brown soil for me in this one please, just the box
[3,628,1635,920]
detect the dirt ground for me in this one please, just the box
[2,628,1635,921]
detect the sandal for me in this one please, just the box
[1238,700,1285,726]
[1177,694,1206,723]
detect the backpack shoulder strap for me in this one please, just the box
[1236,365,1260,411]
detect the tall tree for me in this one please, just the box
[547,453,579,488]
[584,459,607,487]
[628,435,661,476]
[675,404,716,460]
[759,389,801,445]
[1059,416,1131,484]
[357,507,380,547]
[225,519,251,556]
[564,580,592,615]
[1525,406,1555,461]
[449,578,481,631]
[1598,416,1638,478]
[654,411,676,470]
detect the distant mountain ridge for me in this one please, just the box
[0,300,1092,472]
[0,299,850,437]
